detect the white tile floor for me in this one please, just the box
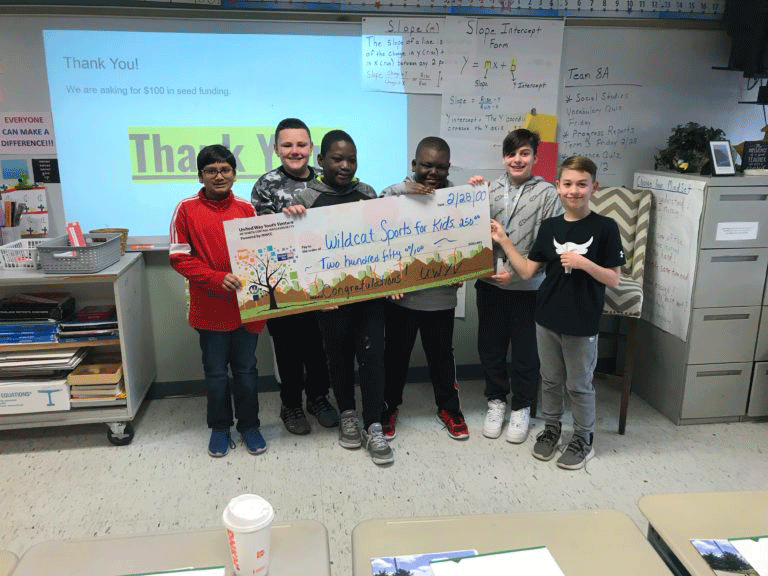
[1,380,767,576]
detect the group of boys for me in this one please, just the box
[169,119,624,471]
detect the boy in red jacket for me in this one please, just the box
[170,144,267,457]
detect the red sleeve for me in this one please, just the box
[168,201,227,288]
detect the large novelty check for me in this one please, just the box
[224,184,493,321]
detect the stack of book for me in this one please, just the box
[0,292,75,322]
[0,348,87,377]
[67,358,125,405]
[0,319,58,344]
[57,306,118,342]
[0,292,75,345]
[0,348,87,414]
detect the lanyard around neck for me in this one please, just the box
[505,177,527,228]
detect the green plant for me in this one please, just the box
[654,122,725,174]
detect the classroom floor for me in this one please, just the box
[1,380,767,576]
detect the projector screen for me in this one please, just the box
[42,29,408,237]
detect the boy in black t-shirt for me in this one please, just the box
[490,156,625,470]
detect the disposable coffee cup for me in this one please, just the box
[223,494,275,576]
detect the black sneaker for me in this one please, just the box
[280,404,310,435]
[306,396,339,428]
[557,434,594,470]
[532,423,561,461]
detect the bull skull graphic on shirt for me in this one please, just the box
[554,237,593,273]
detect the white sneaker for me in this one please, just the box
[506,407,531,444]
[482,399,506,438]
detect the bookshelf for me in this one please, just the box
[0,253,156,445]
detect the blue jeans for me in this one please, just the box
[198,327,260,433]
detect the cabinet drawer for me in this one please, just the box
[688,307,760,364]
[681,363,751,419]
[755,308,768,361]
[693,249,768,308]
[748,362,768,417]
[764,279,768,307]
[701,187,768,248]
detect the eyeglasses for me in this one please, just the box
[202,166,234,177]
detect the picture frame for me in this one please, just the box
[709,140,736,176]
[741,140,768,174]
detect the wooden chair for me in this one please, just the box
[589,186,652,434]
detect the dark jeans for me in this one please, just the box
[475,281,539,410]
[384,301,460,413]
[317,299,385,430]
[197,327,260,433]
[267,311,331,408]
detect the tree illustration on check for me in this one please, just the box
[241,250,290,310]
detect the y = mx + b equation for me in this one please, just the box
[461,56,517,80]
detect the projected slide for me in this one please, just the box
[43,30,407,237]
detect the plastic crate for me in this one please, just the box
[0,238,45,270]
[36,233,122,274]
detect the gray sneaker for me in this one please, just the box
[338,409,362,449]
[532,423,561,461]
[556,434,595,470]
[362,422,394,465]
[306,395,340,428]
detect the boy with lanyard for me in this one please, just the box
[469,129,563,444]
[284,130,393,466]
[251,118,338,435]
[490,155,624,470]
[170,145,267,457]
[380,136,469,441]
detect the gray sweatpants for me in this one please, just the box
[535,323,597,439]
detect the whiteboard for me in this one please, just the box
[557,26,757,187]
[0,13,761,236]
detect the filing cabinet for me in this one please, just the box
[634,173,768,424]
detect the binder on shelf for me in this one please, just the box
[0,292,75,321]
[75,305,117,321]
[58,318,118,332]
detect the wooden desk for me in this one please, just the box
[638,491,768,576]
[11,520,329,576]
[352,509,672,576]
[0,551,17,576]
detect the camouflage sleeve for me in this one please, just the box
[291,188,314,208]
[250,177,279,215]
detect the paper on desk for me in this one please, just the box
[691,537,767,576]
[430,546,565,576]
[731,536,768,575]
[371,549,476,575]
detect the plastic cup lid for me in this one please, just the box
[223,494,274,532]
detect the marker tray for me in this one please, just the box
[37,233,122,274]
